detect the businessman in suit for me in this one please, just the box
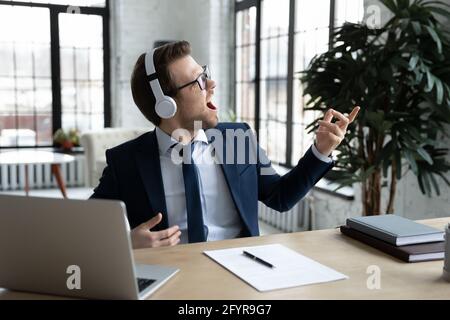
[91,41,359,249]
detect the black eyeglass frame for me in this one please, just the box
[175,65,210,92]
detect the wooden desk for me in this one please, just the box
[140,217,450,300]
[1,218,450,299]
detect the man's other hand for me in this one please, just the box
[130,213,181,249]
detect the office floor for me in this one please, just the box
[0,188,281,236]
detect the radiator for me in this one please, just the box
[258,195,312,233]
[0,155,85,191]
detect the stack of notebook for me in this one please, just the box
[340,215,445,263]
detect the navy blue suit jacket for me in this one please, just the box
[90,122,334,237]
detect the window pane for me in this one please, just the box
[296,0,330,32]
[35,78,53,146]
[292,1,331,164]
[90,81,104,113]
[59,13,104,132]
[261,0,289,38]
[236,82,255,130]
[259,119,287,165]
[0,43,14,77]
[60,48,75,80]
[89,48,103,80]
[259,0,289,164]
[261,36,288,80]
[235,7,256,131]
[236,7,256,46]
[59,13,103,48]
[335,0,364,26]
[8,0,105,7]
[236,45,255,83]
[0,5,51,147]
[260,79,287,164]
[34,44,52,78]
[0,6,50,44]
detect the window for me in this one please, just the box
[259,0,289,165]
[0,0,110,148]
[235,6,257,130]
[292,0,331,165]
[0,6,52,147]
[59,13,104,132]
[234,0,364,167]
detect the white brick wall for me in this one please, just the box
[109,0,234,129]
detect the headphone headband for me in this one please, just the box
[145,48,157,75]
[145,49,165,100]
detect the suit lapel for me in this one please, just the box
[135,130,169,230]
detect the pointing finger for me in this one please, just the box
[348,106,361,123]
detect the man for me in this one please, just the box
[91,41,359,249]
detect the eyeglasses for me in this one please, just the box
[176,65,210,92]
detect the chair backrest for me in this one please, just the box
[80,127,151,187]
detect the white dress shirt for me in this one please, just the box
[311,143,333,163]
[155,127,332,243]
[156,127,244,243]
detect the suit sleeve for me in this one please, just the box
[248,123,334,212]
[89,149,121,200]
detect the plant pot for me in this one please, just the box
[61,140,74,151]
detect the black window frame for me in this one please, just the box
[0,0,111,149]
[234,0,336,168]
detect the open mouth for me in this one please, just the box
[207,101,217,111]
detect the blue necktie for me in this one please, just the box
[181,142,207,243]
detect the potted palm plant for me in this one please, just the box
[301,0,450,215]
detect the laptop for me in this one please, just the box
[0,194,179,300]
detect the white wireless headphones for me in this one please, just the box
[144,48,177,119]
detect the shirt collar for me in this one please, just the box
[155,126,209,155]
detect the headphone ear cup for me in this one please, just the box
[155,96,177,119]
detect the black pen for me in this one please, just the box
[242,250,275,268]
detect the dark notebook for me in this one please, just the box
[340,225,445,263]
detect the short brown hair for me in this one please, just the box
[130,41,191,126]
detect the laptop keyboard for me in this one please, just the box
[137,278,156,292]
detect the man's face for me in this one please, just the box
[168,55,218,130]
